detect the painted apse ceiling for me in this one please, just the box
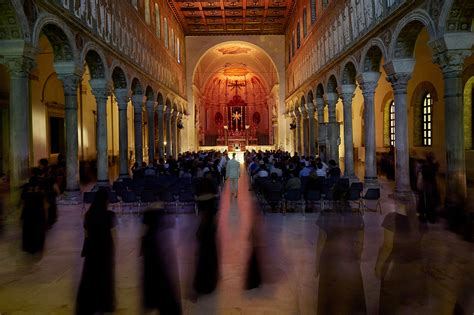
[194,42,278,107]
[169,0,295,35]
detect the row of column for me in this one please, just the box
[6,57,185,197]
[286,49,470,204]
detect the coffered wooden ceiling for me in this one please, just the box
[168,0,295,35]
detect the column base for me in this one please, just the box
[345,174,359,183]
[119,173,130,179]
[96,180,110,187]
[58,190,82,205]
[364,176,379,188]
[390,190,415,203]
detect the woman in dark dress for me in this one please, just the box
[21,169,47,254]
[76,189,117,315]
[141,204,182,314]
[193,172,219,295]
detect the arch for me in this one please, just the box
[192,41,281,88]
[81,42,109,80]
[165,98,172,108]
[0,0,31,41]
[341,60,358,85]
[111,66,128,89]
[307,90,314,107]
[300,95,306,108]
[32,12,78,63]
[131,77,143,95]
[157,92,164,105]
[145,86,155,101]
[326,75,338,93]
[389,10,437,59]
[359,38,387,73]
[316,83,325,98]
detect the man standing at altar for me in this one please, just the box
[226,153,241,198]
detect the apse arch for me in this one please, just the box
[192,41,281,148]
[192,41,280,88]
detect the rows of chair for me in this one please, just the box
[253,176,382,215]
[82,177,202,216]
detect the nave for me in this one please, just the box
[0,170,473,314]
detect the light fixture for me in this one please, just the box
[164,141,167,146]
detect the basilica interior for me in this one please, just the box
[0,0,473,313]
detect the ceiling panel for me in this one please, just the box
[168,0,295,35]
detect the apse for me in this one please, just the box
[193,42,279,149]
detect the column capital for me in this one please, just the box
[386,72,412,94]
[131,94,146,110]
[356,72,380,94]
[315,96,325,109]
[146,100,157,111]
[156,104,165,113]
[6,56,35,78]
[58,73,82,98]
[325,92,339,107]
[305,101,315,113]
[89,79,112,100]
[114,88,130,109]
[434,49,471,75]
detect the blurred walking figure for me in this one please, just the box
[226,153,240,198]
[417,152,440,223]
[193,173,220,296]
[141,204,182,315]
[21,168,47,255]
[76,189,117,315]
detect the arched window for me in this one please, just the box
[145,0,151,24]
[171,28,175,54]
[303,8,308,37]
[389,101,395,146]
[164,17,169,48]
[310,0,317,23]
[177,38,181,63]
[155,3,161,38]
[296,22,301,48]
[422,93,432,146]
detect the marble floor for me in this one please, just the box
[0,171,473,314]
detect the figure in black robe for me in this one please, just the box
[141,206,182,314]
[76,189,117,315]
[21,170,47,255]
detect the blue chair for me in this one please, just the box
[362,188,382,214]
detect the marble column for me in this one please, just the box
[114,89,130,178]
[433,48,471,204]
[90,79,112,186]
[357,72,380,186]
[301,106,309,156]
[325,92,339,162]
[156,104,165,158]
[339,85,356,178]
[290,113,297,154]
[306,102,316,157]
[6,57,34,188]
[165,107,172,157]
[131,95,145,167]
[171,111,178,158]
[295,110,302,155]
[385,61,414,198]
[58,73,82,192]
[146,100,156,163]
[315,97,326,160]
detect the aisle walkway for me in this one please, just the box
[0,169,473,314]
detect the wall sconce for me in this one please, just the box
[289,123,296,130]
[164,141,167,146]
[223,125,228,130]
[245,125,250,130]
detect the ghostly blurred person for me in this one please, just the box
[141,204,182,314]
[315,207,366,314]
[76,189,117,315]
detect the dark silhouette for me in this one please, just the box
[193,175,219,295]
[316,209,366,314]
[376,202,428,314]
[76,189,117,315]
[141,206,182,314]
[21,168,47,255]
